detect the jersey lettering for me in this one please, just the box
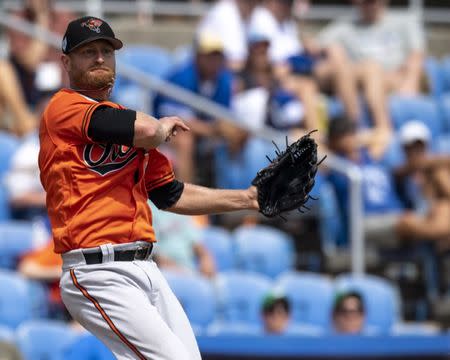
[83,143,138,176]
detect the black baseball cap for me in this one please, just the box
[62,16,123,54]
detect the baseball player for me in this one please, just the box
[39,16,259,360]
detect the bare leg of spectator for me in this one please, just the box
[171,131,195,183]
[0,59,36,136]
[396,201,450,241]
[314,44,360,123]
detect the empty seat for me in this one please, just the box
[0,270,33,328]
[200,226,234,271]
[233,225,295,278]
[16,320,76,360]
[163,271,216,331]
[334,273,401,333]
[0,221,34,269]
[389,96,443,141]
[275,271,334,328]
[215,271,272,327]
[64,333,114,360]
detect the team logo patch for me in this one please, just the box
[83,144,137,176]
[81,18,103,33]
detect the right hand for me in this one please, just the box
[159,116,190,143]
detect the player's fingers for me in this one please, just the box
[173,118,190,131]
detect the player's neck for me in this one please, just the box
[71,86,112,102]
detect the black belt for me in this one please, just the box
[82,243,153,265]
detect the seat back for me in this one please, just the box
[0,270,33,328]
[233,225,295,278]
[276,271,334,328]
[215,271,272,326]
[16,320,76,360]
[200,226,234,271]
[163,271,216,329]
[0,221,34,269]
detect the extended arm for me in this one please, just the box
[167,183,259,215]
[88,107,189,149]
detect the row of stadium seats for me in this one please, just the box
[0,267,437,337]
[0,320,112,360]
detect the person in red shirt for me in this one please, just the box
[39,16,259,360]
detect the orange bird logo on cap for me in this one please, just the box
[81,18,103,33]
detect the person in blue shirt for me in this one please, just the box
[326,117,405,248]
[154,32,248,185]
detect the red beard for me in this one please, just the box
[72,66,115,91]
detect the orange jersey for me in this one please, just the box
[39,89,174,253]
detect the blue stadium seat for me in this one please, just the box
[0,270,33,328]
[438,93,450,134]
[334,274,401,333]
[200,226,234,271]
[436,134,450,154]
[441,56,450,94]
[0,221,34,269]
[64,334,114,360]
[424,57,446,98]
[0,131,19,177]
[233,225,295,278]
[389,95,443,141]
[215,271,272,327]
[16,320,76,360]
[0,325,14,342]
[27,280,50,318]
[275,271,334,329]
[0,132,19,221]
[163,271,216,331]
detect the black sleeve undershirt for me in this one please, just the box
[148,180,184,210]
[88,106,136,146]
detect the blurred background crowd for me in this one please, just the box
[1,0,450,359]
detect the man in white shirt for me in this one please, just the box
[197,0,260,70]
[319,0,425,96]
[249,0,361,136]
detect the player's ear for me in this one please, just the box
[61,54,71,72]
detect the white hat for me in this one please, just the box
[398,120,431,146]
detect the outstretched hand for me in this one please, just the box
[159,116,190,143]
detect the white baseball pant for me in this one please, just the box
[60,243,202,360]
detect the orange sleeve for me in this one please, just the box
[44,90,119,146]
[145,149,175,192]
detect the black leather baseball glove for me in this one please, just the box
[252,130,326,218]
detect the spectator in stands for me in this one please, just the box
[3,95,53,220]
[0,341,23,360]
[248,0,362,141]
[326,117,405,247]
[394,121,450,250]
[319,0,425,97]
[233,31,309,132]
[327,117,450,251]
[150,203,216,278]
[261,292,291,334]
[7,0,74,108]
[0,59,36,136]
[331,290,366,334]
[154,32,247,184]
[197,0,261,70]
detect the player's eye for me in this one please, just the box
[83,48,96,57]
[102,48,114,57]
